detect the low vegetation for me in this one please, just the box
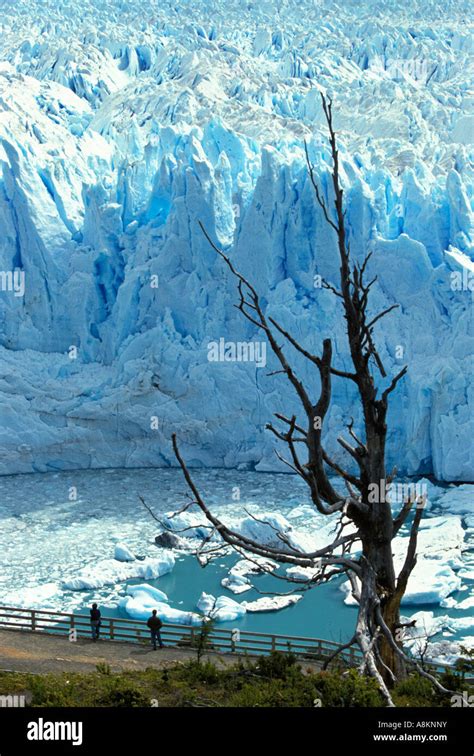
[0,652,471,707]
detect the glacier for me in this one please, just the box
[0,0,473,480]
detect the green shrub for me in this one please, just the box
[313,669,383,707]
[30,675,75,706]
[435,669,473,707]
[393,674,435,706]
[254,651,300,680]
[190,618,216,663]
[96,677,150,707]
[4,652,466,708]
[453,648,474,681]
[228,677,316,707]
[179,659,221,685]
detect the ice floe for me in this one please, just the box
[63,552,175,590]
[120,584,201,625]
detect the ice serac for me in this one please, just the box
[0,0,472,480]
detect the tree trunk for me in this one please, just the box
[379,592,406,682]
[359,539,407,685]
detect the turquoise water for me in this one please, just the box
[73,551,473,646]
[85,554,358,643]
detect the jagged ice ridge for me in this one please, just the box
[0,0,472,480]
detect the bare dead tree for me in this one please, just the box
[171,93,447,705]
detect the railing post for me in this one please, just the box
[31,610,36,632]
[271,635,276,652]
[110,619,114,640]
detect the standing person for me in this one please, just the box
[90,603,101,641]
[147,610,164,650]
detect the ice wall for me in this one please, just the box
[0,0,472,479]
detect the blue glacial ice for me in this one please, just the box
[62,551,176,591]
[120,583,202,625]
[0,0,472,481]
[114,542,136,562]
[197,591,246,621]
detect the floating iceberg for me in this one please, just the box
[394,515,466,570]
[286,565,321,581]
[221,574,252,595]
[399,563,462,605]
[442,595,474,611]
[242,595,303,613]
[63,552,175,590]
[221,557,277,594]
[197,592,246,621]
[161,511,213,540]
[120,584,201,625]
[127,584,168,603]
[235,511,319,554]
[402,611,474,642]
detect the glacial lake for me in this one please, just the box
[0,468,471,648]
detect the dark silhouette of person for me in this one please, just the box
[147,609,164,649]
[90,603,101,641]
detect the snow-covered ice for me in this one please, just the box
[221,557,278,594]
[342,512,468,605]
[114,542,136,562]
[197,592,246,621]
[196,590,302,618]
[160,511,213,540]
[401,610,474,664]
[436,486,473,516]
[242,595,303,612]
[63,552,175,590]
[286,565,322,581]
[127,584,168,603]
[221,574,252,595]
[394,515,466,571]
[120,583,202,625]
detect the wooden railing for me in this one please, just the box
[0,605,469,679]
[0,605,362,665]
